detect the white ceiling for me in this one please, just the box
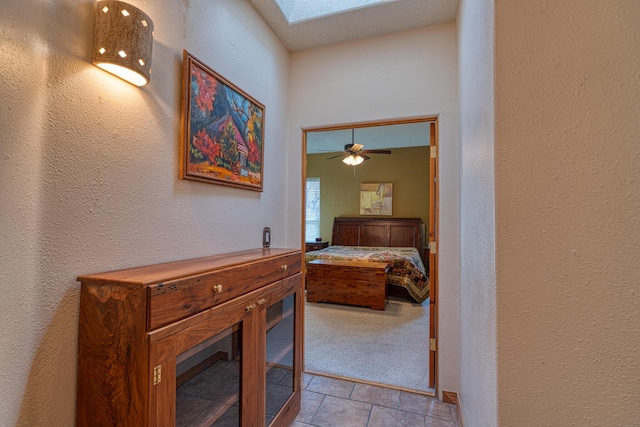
[249,0,457,154]
[249,0,459,51]
[306,122,432,154]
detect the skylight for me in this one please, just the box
[274,0,393,24]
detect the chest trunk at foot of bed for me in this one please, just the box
[306,259,390,310]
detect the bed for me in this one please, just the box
[305,217,430,307]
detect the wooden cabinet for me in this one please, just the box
[77,248,302,427]
[304,240,329,252]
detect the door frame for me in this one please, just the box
[300,116,439,392]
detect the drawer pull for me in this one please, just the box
[212,284,224,293]
[257,298,267,305]
[281,264,288,271]
[246,303,257,312]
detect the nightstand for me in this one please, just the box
[305,241,329,252]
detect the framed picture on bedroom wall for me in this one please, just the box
[180,50,265,191]
[360,183,393,216]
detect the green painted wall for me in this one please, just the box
[306,146,430,242]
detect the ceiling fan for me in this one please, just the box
[327,129,392,165]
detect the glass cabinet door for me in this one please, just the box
[265,294,296,425]
[152,273,301,427]
[175,325,242,427]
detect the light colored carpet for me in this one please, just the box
[304,297,431,393]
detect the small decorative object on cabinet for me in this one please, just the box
[305,240,329,252]
[76,248,302,427]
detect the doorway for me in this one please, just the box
[301,117,439,393]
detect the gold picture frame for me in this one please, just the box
[360,183,393,215]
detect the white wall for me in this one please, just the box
[288,23,460,398]
[0,0,292,424]
[495,0,640,426]
[458,1,640,425]
[457,0,497,424]
[492,1,640,425]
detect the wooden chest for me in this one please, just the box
[306,259,389,310]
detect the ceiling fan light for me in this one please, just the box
[342,155,355,165]
[342,154,364,166]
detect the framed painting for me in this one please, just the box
[180,51,264,191]
[360,183,393,215]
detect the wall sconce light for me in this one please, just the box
[343,154,364,166]
[92,1,154,86]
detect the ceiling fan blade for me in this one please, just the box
[361,149,392,154]
[360,154,371,160]
[326,154,343,160]
[351,143,364,151]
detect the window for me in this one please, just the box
[305,178,320,241]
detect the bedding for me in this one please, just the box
[305,245,429,303]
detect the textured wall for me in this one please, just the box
[289,23,460,398]
[0,0,51,424]
[494,1,640,425]
[0,0,291,425]
[457,0,497,425]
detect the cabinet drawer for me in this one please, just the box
[147,252,300,330]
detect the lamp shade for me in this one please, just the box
[92,1,154,86]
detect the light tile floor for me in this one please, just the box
[293,373,459,427]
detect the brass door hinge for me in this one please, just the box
[430,146,437,159]
[153,365,162,385]
[429,241,437,255]
[429,338,437,352]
